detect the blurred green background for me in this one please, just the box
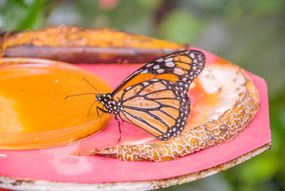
[0,0,284,190]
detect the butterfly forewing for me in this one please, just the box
[112,50,205,97]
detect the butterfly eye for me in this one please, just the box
[96,94,101,101]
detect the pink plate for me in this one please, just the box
[0,51,271,190]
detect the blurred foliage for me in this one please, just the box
[0,0,285,190]
[0,0,46,30]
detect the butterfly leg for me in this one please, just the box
[87,99,98,116]
[114,116,122,142]
[96,106,109,117]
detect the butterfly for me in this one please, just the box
[67,49,205,141]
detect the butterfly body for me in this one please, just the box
[96,94,122,115]
[95,50,205,141]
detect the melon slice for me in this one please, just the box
[0,27,186,63]
[88,61,259,162]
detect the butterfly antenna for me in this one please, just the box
[83,78,100,94]
[64,93,96,100]
[87,99,97,116]
[65,78,101,99]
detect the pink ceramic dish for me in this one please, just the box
[0,50,271,190]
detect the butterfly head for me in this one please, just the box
[96,93,112,103]
[95,94,103,102]
[96,93,120,114]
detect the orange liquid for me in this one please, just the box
[0,59,111,149]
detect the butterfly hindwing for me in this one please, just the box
[118,79,190,140]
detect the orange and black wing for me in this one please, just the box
[118,79,191,140]
[112,50,205,140]
[112,49,205,97]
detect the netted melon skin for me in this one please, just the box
[92,63,259,162]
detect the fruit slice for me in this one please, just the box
[0,27,187,63]
[0,58,111,149]
[86,60,260,161]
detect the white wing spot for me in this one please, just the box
[157,58,164,62]
[174,68,184,75]
[165,58,172,62]
[157,69,164,73]
[143,82,149,86]
[141,69,149,74]
[166,62,175,67]
[146,63,153,67]
[153,65,160,69]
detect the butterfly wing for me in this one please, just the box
[118,79,190,140]
[113,50,205,140]
[112,50,205,97]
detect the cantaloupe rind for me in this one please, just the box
[91,61,259,162]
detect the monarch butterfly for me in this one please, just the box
[67,49,205,141]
